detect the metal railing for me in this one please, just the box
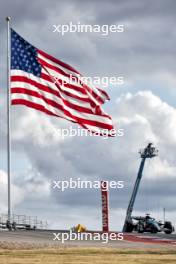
[0,214,48,230]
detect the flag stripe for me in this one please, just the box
[11,83,113,124]
[11,81,92,110]
[11,87,93,114]
[12,95,74,121]
[41,70,87,96]
[39,58,83,88]
[12,72,113,127]
[11,70,89,100]
[38,52,81,78]
[38,52,108,105]
[11,93,113,129]
[38,49,80,75]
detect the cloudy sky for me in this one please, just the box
[0,0,176,231]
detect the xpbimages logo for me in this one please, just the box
[51,126,124,139]
[52,179,124,192]
[52,22,125,36]
[53,231,124,244]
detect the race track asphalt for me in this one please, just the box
[0,230,176,249]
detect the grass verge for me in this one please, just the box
[0,247,176,264]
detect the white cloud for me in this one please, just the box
[0,170,25,212]
[1,90,175,230]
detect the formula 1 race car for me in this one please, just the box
[132,214,174,234]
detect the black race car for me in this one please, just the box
[131,214,174,234]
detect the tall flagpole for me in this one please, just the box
[6,16,11,223]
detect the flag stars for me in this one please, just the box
[11,29,42,77]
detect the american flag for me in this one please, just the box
[11,29,114,135]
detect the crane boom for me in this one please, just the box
[123,143,158,232]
